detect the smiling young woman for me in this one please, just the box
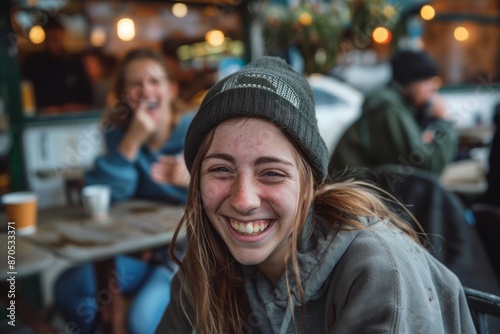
[156,56,475,334]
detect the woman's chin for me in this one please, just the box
[231,250,267,267]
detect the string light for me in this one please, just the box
[90,27,107,47]
[298,12,312,26]
[29,25,45,44]
[372,27,392,44]
[420,5,435,21]
[117,18,135,41]
[205,30,225,47]
[172,3,188,18]
[454,26,469,41]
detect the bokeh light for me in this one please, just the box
[372,27,392,44]
[454,26,469,41]
[205,30,225,47]
[298,12,312,26]
[90,27,107,47]
[420,5,436,21]
[172,3,188,18]
[117,18,135,41]
[29,25,45,44]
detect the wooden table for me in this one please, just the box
[23,200,185,334]
[0,234,57,332]
[0,235,55,280]
[26,200,185,262]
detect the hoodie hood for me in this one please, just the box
[242,215,367,334]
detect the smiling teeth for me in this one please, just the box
[229,219,271,235]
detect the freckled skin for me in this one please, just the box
[200,117,300,281]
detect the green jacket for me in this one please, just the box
[329,83,457,177]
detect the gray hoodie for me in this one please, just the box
[157,217,475,333]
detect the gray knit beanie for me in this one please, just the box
[184,56,329,185]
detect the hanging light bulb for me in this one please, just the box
[90,27,107,47]
[205,30,225,47]
[372,27,392,44]
[454,26,469,41]
[117,18,135,41]
[298,12,312,26]
[420,5,435,21]
[172,3,188,18]
[29,25,45,44]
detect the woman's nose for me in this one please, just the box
[131,83,154,101]
[141,82,155,98]
[229,174,261,214]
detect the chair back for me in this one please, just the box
[464,287,500,334]
[471,204,500,283]
[369,165,499,294]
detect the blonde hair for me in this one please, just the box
[169,125,420,333]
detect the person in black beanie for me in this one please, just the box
[155,56,474,334]
[329,49,457,177]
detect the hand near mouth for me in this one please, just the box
[151,153,190,187]
[118,100,158,160]
[130,99,157,135]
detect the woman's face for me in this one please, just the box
[200,117,300,276]
[123,58,174,121]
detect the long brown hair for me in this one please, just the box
[103,48,186,130]
[169,121,421,333]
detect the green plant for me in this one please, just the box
[263,0,402,75]
[349,0,400,46]
[264,2,343,75]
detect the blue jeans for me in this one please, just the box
[54,256,173,334]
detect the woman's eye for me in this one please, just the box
[210,167,230,174]
[149,76,164,85]
[262,171,285,179]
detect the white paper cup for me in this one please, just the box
[2,192,37,235]
[81,185,111,222]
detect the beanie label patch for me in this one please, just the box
[220,72,300,109]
